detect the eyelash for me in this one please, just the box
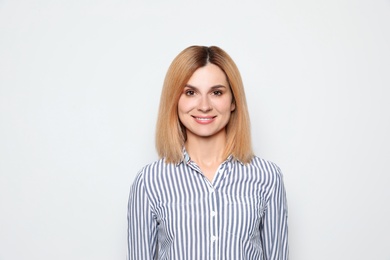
[184,90,223,96]
[185,90,195,96]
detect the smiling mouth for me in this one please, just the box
[191,116,216,125]
[192,116,216,120]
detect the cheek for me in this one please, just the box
[178,97,195,113]
[215,97,235,113]
[177,98,186,113]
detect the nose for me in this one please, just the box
[197,95,212,113]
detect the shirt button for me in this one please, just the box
[211,211,216,217]
[211,236,218,241]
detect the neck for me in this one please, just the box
[185,132,227,167]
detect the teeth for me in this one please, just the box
[196,117,212,121]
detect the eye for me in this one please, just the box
[212,90,223,96]
[185,90,195,96]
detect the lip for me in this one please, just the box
[192,115,216,124]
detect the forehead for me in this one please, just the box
[187,63,228,87]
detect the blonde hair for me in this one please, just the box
[156,45,253,163]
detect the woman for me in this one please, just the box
[127,46,288,260]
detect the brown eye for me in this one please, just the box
[185,90,195,96]
[212,90,222,96]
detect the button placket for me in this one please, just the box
[209,185,218,258]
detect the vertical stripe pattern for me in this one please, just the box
[127,154,288,260]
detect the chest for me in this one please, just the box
[149,168,266,241]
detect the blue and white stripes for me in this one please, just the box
[127,155,288,259]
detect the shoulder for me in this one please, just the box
[239,155,285,190]
[245,155,283,177]
[133,158,178,190]
[249,155,287,197]
[137,158,177,178]
[131,158,180,207]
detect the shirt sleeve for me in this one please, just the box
[260,166,289,260]
[127,171,158,260]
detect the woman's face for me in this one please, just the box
[178,63,235,141]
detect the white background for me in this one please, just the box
[1,0,389,259]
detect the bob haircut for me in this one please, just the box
[156,45,254,164]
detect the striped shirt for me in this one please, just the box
[127,152,288,260]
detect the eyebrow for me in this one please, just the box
[184,84,227,90]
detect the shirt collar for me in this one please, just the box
[176,147,243,166]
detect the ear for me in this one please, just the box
[230,101,236,112]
